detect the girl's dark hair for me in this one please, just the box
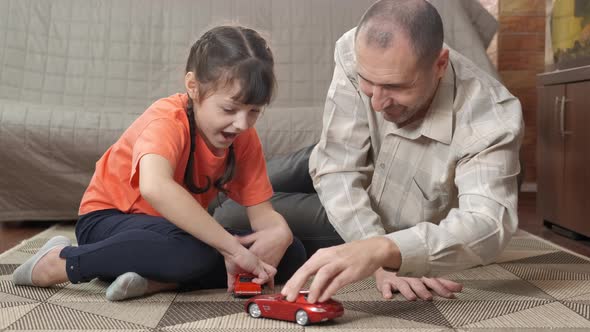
[184,26,276,195]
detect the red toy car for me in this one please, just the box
[233,273,262,297]
[245,291,344,326]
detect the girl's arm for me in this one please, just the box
[235,201,294,267]
[247,201,292,236]
[139,154,275,288]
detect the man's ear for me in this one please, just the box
[185,72,198,100]
[434,48,449,79]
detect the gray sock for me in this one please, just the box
[106,272,149,301]
[12,235,71,286]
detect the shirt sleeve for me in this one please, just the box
[388,95,524,277]
[227,128,273,207]
[309,37,386,242]
[130,118,186,188]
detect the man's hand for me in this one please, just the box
[282,237,398,303]
[236,224,293,268]
[375,268,463,300]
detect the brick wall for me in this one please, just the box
[498,0,546,188]
[473,0,544,188]
[480,0,499,66]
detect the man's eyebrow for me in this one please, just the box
[357,73,408,88]
[357,73,374,85]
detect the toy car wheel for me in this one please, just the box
[248,303,262,318]
[295,309,309,326]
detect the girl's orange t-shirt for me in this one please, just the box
[79,93,273,216]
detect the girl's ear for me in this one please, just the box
[185,72,199,100]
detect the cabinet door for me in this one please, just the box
[537,84,565,225]
[562,81,590,236]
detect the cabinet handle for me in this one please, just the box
[560,96,573,137]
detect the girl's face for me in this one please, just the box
[193,83,262,156]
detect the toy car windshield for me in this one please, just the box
[239,275,254,283]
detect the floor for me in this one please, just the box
[516,192,590,257]
[2,192,590,258]
[0,220,70,254]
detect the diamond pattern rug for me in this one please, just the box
[2,225,590,331]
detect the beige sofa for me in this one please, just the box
[0,0,498,222]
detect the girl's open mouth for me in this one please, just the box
[221,132,238,141]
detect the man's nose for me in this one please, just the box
[371,86,391,111]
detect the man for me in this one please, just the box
[216,0,523,303]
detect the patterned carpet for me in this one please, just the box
[2,225,590,331]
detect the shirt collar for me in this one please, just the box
[386,60,455,145]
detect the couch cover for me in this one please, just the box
[0,0,498,221]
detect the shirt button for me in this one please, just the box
[379,163,386,169]
[70,266,74,270]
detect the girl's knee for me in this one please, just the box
[157,238,222,282]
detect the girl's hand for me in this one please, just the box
[224,246,277,292]
[236,224,293,268]
[375,268,463,300]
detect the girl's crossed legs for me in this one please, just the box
[17,209,306,300]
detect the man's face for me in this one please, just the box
[355,34,444,125]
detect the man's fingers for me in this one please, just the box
[307,264,338,303]
[408,278,432,301]
[282,263,315,302]
[395,279,417,301]
[422,277,453,298]
[437,278,463,292]
[282,250,332,302]
[381,282,394,299]
[318,273,348,303]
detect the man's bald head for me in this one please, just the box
[355,0,444,68]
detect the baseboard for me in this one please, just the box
[520,182,537,192]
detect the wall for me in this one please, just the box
[480,0,499,67]
[497,0,546,189]
[474,0,544,189]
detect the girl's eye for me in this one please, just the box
[223,108,235,113]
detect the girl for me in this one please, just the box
[13,25,306,301]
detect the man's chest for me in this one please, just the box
[368,135,458,231]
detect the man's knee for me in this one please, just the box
[213,200,250,230]
[276,237,307,284]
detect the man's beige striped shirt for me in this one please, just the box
[310,29,524,277]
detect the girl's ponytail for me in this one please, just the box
[184,96,211,194]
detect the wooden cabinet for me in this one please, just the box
[537,67,590,238]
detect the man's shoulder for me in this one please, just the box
[449,50,523,150]
[334,28,358,76]
[335,28,357,49]
[449,49,514,104]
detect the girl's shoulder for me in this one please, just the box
[144,93,189,123]
[232,127,263,156]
